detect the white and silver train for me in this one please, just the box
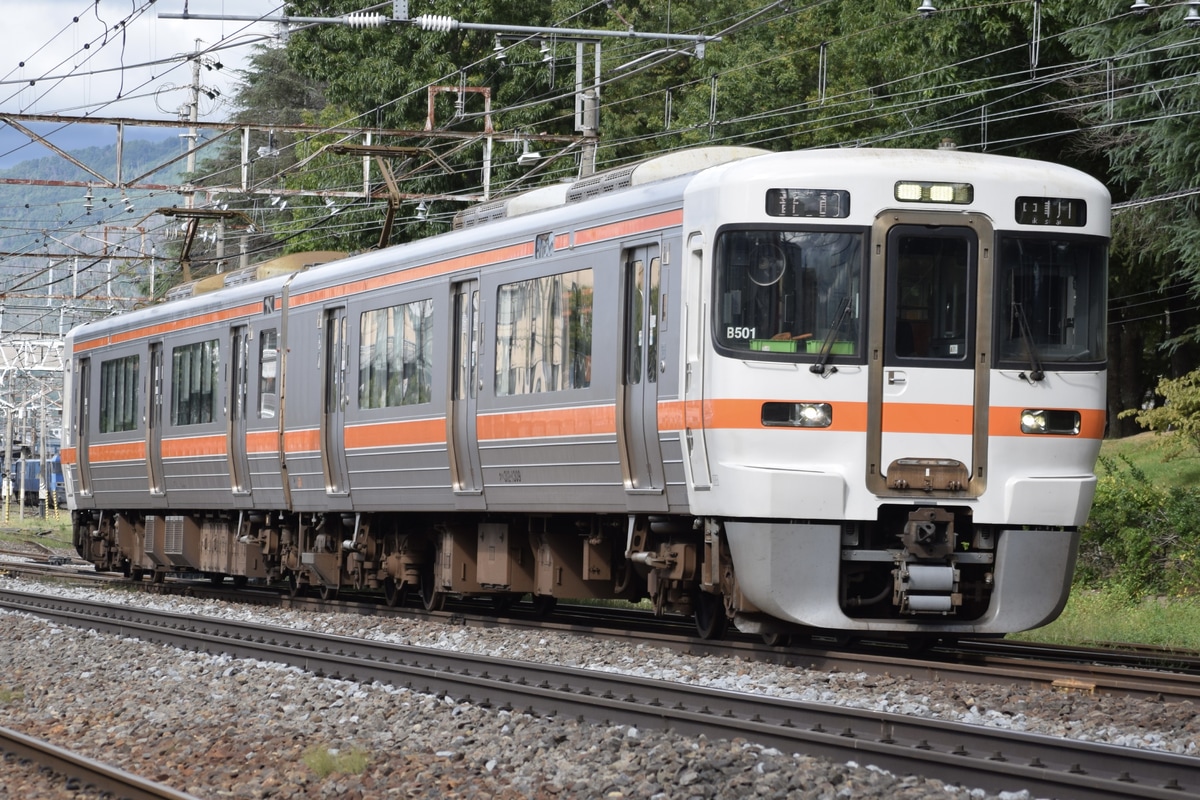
[64,146,1110,640]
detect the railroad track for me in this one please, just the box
[6,564,1200,703]
[0,723,200,800]
[2,587,1198,800]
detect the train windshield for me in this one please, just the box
[996,235,1107,367]
[714,229,864,359]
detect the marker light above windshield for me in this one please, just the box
[895,181,973,204]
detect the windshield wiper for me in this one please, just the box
[1012,302,1045,382]
[810,296,852,376]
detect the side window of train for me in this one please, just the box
[98,355,139,433]
[258,328,278,419]
[358,299,435,408]
[171,339,220,426]
[494,268,594,396]
[714,229,864,358]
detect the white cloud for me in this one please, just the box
[1,1,283,121]
[0,1,283,167]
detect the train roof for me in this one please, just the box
[64,146,1110,350]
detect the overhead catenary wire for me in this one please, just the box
[1,1,1198,356]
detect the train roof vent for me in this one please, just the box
[565,146,768,205]
[453,198,509,230]
[164,281,199,302]
[452,183,572,230]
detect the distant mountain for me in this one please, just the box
[0,136,192,336]
[0,136,189,255]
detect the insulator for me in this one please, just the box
[414,14,459,32]
[342,12,388,28]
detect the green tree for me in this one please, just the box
[1059,3,1200,423]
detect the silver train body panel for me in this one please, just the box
[63,147,1110,636]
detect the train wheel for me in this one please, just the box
[383,577,408,608]
[420,564,445,612]
[531,595,557,617]
[761,632,791,648]
[693,591,728,640]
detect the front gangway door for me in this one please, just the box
[867,213,993,498]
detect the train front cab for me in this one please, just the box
[688,155,1108,638]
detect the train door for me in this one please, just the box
[448,278,484,501]
[228,326,251,495]
[867,214,993,497]
[147,343,165,496]
[321,307,350,496]
[619,243,667,506]
[74,357,92,496]
[683,234,712,489]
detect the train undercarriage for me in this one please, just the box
[72,504,1000,641]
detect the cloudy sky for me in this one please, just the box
[0,0,283,167]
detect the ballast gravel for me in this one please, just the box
[0,568,1197,799]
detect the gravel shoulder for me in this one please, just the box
[0,571,1196,799]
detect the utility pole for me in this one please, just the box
[183,39,203,210]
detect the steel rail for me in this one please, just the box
[0,724,201,800]
[6,569,1200,702]
[2,588,1198,799]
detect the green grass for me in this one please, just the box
[1097,430,1200,486]
[1011,590,1200,651]
[0,514,73,550]
[302,746,370,778]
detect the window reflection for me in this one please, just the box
[997,237,1106,365]
[359,300,434,409]
[495,269,594,395]
[715,230,863,358]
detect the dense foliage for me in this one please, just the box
[1077,455,1200,597]
[191,1,1200,419]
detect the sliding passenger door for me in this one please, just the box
[228,326,251,495]
[321,307,350,496]
[619,243,667,508]
[448,278,484,501]
[147,343,165,496]
[74,357,92,496]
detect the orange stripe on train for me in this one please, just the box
[344,418,447,449]
[160,435,227,459]
[86,440,147,462]
[477,405,616,440]
[73,302,262,354]
[71,211,683,353]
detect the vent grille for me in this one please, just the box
[565,165,638,204]
[165,515,185,555]
[453,198,510,230]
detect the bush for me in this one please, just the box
[1077,454,1200,597]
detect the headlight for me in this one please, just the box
[762,402,833,428]
[1020,409,1081,435]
